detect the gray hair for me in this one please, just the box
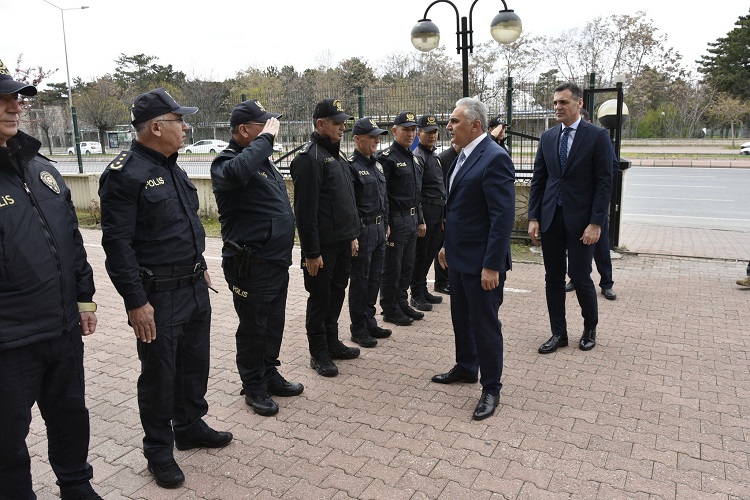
[134,113,170,138]
[455,97,488,132]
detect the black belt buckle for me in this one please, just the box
[409,207,416,216]
[193,263,203,273]
[375,214,382,224]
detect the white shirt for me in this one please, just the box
[449,133,486,192]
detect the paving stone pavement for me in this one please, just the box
[29,227,750,499]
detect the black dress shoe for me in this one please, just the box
[400,304,424,320]
[434,284,450,294]
[579,329,596,351]
[368,325,392,338]
[328,339,360,359]
[351,330,377,348]
[267,375,304,397]
[565,281,575,292]
[410,296,433,311]
[472,391,499,420]
[147,458,185,489]
[538,334,568,354]
[174,427,233,450]
[244,394,279,416]
[383,310,414,326]
[601,288,616,300]
[310,356,338,377]
[423,290,443,304]
[431,365,478,384]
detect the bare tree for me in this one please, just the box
[75,76,130,155]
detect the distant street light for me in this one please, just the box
[410,0,522,97]
[43,0,88,173]
[661,111,666,138]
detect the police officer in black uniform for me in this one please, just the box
[410,113,446,311]
[0,63,102,500]
[210,99,303,418]
[291,98,360,377]
[377,111,426,326]
[99,88,232,489]
[434,141,460,295]
[347,117,393,348]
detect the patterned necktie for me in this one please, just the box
[559,126,573,173]
[557,127,573,206]
[449,150,466,192]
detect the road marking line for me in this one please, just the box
[629,184,727,188]
[627,196,733,202]
[623,214,750,222]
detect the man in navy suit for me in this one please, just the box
[433,98,515,420]
[528,82,613,354]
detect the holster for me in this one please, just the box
[224,240,261,280]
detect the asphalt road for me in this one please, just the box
[621,166,750,231]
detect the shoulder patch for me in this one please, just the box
[379,147,392,157]
[300,142,313,154]
[347,155,355,162]
[338,151,349,163]
[107,151,132,171]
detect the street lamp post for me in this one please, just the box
[43,0,88,174]
[410,0,522,97]
[661,111,666,138]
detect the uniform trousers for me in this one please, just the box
[137,281,211,463]
[225,259,288,397]
[542,205,598,336]
[411,203,444,294]
[303,240,352,357]
[380,214,418,313]
[349,222,386,335]
[0,329,94,499]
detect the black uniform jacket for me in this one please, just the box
[0,131,94,350]
[413,143,446,201]
[375,142,424,225]
[99,140,205,311]
[211,134,295,266]
[348,149,388,221]
[290,132,359,259]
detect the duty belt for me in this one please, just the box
[139,263,205,293]
[360,214,383,226]
[422,196,446,207]
[391,207,417,217]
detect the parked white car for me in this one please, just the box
[183,139,228,154]
[740,141,750,155]
[68,141,102,155]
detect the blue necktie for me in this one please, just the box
[557,127,573,206]
[449,150,466,192]
[559,126,572,173]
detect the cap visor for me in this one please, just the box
[420,125,439,131]
[368,128,388,136]
[0,82,37,96]
[174,105,199,116]
[330,112,353,121]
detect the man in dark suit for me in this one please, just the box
[433,97,515,421]
[433,142,460,295]
[528,82,614,354]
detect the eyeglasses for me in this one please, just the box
[156,116,186,123]
[243,121,266,127]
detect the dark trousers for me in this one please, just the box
[747,261,750,276]
[0,329,94,499]
[569,216,613,289]
[349,223,386,334]
[433,251,449,288]
[303,240,352,357]
[380,214,418,313]
[542,206,598,336]
[137,282,211,463]
[411,203,444,294]
[449,269,505,395]
[225,259,288,397]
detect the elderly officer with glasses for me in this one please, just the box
[99,88,232,489]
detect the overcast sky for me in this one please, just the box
[5,0,747,86]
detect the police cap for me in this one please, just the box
[417,114,439,131]
[230,99,281,126]
[352,117,388,136]
[131,87,198,125]
[313,98,352,121]
[0,59,36,96]
[489,115,507,128]
[394,111,417,127]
